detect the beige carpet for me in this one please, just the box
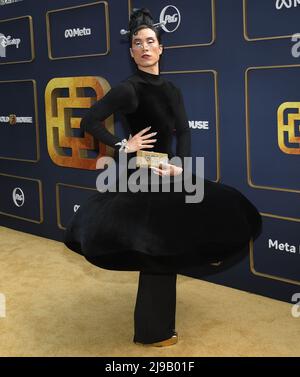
[0,225,299,357]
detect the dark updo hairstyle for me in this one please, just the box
[128,8,162,45]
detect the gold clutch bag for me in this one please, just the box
[136,150,168,168]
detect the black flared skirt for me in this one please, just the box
[63,168,262,274]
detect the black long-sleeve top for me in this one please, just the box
[80,68,191,161]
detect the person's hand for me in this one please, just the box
[150,162,183,176]
[125,126,157,153]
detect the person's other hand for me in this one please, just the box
[126,126,157,153]
[150,162,183,176]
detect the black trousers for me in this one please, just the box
[133,271,177,344]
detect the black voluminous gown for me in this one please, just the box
[63,68,262,274]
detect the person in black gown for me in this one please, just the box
[63,8,262,347]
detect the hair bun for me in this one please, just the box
[129,8,154,32]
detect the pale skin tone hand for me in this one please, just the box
[125,127,183,176]
[125,126,157,152]
[150,163,183,177]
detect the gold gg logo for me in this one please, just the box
[45,77,115,170]
[277,102,300,154]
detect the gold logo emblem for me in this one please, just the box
[277,102,300,154]
[45,76,115,169]
[9,114,17,125]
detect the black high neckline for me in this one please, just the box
[136,68,163,84]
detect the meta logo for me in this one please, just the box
[189,121,209,130]
[64,28,91,38]
[277,102,300,154]
[268,239,299,254]
[12,187,25,207]
[275,0,300,9]
[160,5,181,33]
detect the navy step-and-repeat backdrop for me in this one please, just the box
[0,0,300,304]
